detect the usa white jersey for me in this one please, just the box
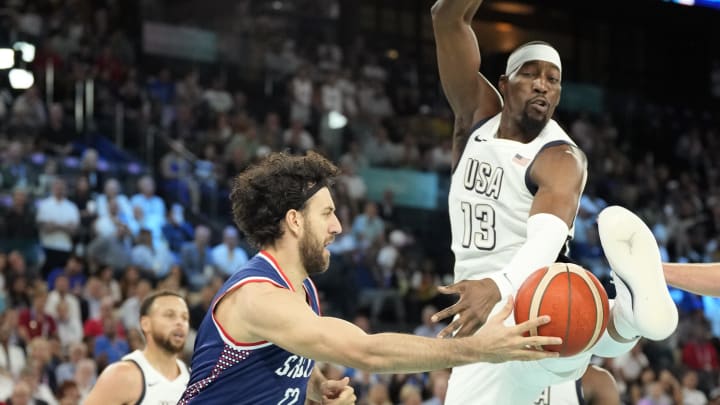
[448,113,578,282]
[533,379,584,405]
[123,350,190,405]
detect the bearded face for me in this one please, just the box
[151,327,185,354]
[299,220,330,275]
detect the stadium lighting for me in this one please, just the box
[0,48,13,69]
[327,110,348,129]
[13,41,35,63]
[9,68,34,89]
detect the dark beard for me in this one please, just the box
[519,109,548,139]
[299,232,328,275]
[152,330,184,354]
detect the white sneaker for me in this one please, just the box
[597,205,678,341]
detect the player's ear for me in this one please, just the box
[140,316,150,334]
[284,209,303,236]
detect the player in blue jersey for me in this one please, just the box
[179,151,564,404]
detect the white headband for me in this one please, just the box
[505,43,562,79]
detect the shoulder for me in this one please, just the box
[533,142,586,177]
[92,360,144,401]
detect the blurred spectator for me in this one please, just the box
[130,176,166,239]
[45,274,82,331]
[160,140,199,212]
[10,87,47,131]
[18,285,57,344]
[73,359,96,400]
[5,380,42,405]
[179,225,213,291]
[36,179,79,278]
[283,120,315,155]
[613,341,649,383]
[46,256,85,293]
[413,305,444,339]
[0,313,27,378]
[55,380,81,405]
[53,300,83,348]
[92,317,129,369]
[352,201,385,251]
[97,267,121,305]
[422,370,450,405]
[18,365,55,405]
[0,188,38,264]
[39,104,74,157]
[681,369,708,405]
[119,278,152,332]
[289,67,314,125]
[130,229,173,279]
[78,150,104,193]
[1,142,33,191]
[54,343,87,386]
[210,226,248,277]
[82,296,124,340]
[161,204,194,253]
[189,283,217,331]
[203,77,234,114]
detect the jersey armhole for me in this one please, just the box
[524,140,572,195]
[451,116,494,176]
[123,359,145,405]
[212,278,286,348]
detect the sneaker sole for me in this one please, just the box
[597,206,678,340]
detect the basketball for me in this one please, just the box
[513,263,610,357]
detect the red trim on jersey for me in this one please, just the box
[305,278,322,316]
[211,278,284,347]
[259,250,295,292]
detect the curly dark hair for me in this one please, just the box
[230,151,340,248]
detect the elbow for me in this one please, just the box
[341,339,388,372]
[430,0,452,23]
[347,352,387,373]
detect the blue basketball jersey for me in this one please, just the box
[179,251,322,404]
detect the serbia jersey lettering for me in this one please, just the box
[448,113,579,282]
[179,251,321,404]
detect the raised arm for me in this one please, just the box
[663,262,720,296]
[215,283,561,374]
[431,0,503,165]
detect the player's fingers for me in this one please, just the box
[486,295,514,324]
[514,314,551,334]
[324,377,350,391]
[514,348,561,361]
[431,301,467,323]
[455,316,483,338]
[522,334,562,348]
[437,280,468,294]
[437,317,463,338]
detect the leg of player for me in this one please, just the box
[597,206,678,344]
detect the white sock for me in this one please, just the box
[611,274,639,340]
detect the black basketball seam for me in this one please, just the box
[564,264,572,354]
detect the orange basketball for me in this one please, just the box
[513,263,610,357]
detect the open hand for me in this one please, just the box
[320,377,356,404]
[432,279,501,338]
[471,295,561,362]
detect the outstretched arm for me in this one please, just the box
[216,283,561,374]
[663,262,720,296]
[431,0,503,167]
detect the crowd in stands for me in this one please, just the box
[0,0,719,404]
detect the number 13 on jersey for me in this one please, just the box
[460,201,496,250]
